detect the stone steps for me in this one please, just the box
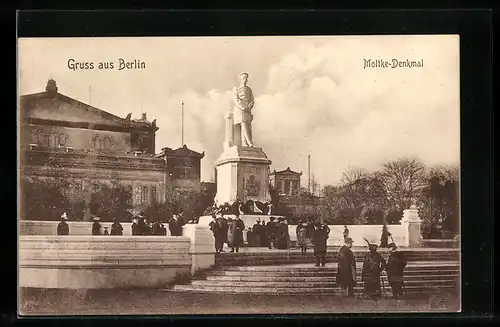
[202,274,459,282]
[169,261,460,295]
[215,251,459,266]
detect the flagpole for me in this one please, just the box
[181,101,184,147]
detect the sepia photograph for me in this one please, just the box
[17,35,460,315]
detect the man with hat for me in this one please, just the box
[209,213,228,253]
[131,217,140,235]
[336,237,356,297]
[252,219,263,247]
[168,213,184,236]
[227,212,245,253]
[265,217,277,249]
[110,217,123,236]
[362,240,387,298]
[57,212,69,236]
[138,213,151,235]
[91,216,101,235]
[386,242,407,298]
[312,222,330,267]
[275,218,290,249]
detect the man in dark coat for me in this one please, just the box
[380,224,392,248]
[252,220,263,247]
[228,213,245,252]
[131,217,140,235]
[168,214,184,236]
[266,217,277,249]
[362,242,387,298]
[110,218,123,236]
[91,217,101,235]
[275,218,290,249]
[138,215,151,235]
[336,238,356,297]
[57,212,69,236]
[312,222,329,267]
[386,242,407,298]
[209,214,228,253]
[152,220,165,236]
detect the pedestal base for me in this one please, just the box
[214,146,272,206]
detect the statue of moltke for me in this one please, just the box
[232,72,255,147]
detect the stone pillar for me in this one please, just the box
[400,205,423,247]
[224,112,234,150]
[82,178,92,222]
[182,224,215,275]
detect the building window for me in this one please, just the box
[151,187,157,205]
[44,134,50,147]
[58,133,67,146]
[284,179,291,195]
[127,185,133,205]
[92,182,100,193]
[103,137,111,150]
[292,180,299,195]
[93,136,100,150]
[142,186,149,204]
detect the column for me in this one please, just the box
[400,205,423,247]
[224,112,234,150]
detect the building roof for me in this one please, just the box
[20,79,158,132]
[270,167,302,175]
[157,145,205,158]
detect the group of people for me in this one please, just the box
[247,216,290,249]
[336,238,408,299]
[208,212,245,253]
[56,211,186,237]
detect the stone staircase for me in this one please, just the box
[214,248,459,267]
[170,261,460,296]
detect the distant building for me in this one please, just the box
[270,167,327,221]
[19,79,204,220]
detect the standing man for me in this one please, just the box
[362,242,387,299]
[131,217,140,235]
[386,242,407,299]
[228,213,245,253]
[275,218,290,249]
[252,219,262,247]
[210,214,228,253]
[110,217,123,236]
[312,222,329,267]
[152,220,165,236]
[169,213,184,236]
[336,238,356,298]
[92,217,101,235]
[232,72,255,147]
[57,212,69,236]
[266,217,277,249]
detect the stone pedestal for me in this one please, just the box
[400,205,423,247]
[182,224,215,275]
[214,145,272,206]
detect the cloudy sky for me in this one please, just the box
[18,35,460,186]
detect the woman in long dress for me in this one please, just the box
[296,221,310,256]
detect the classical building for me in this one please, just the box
[270,167,327,221]
[19,79,204,221]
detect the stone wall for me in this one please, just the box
[20,220,176,236]
[19,235,192,289]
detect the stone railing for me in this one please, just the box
[19,235,192,289]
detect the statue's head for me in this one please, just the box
[239,72,249,85]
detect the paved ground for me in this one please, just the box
[19,288,460,315]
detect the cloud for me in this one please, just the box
[157,42,460,186]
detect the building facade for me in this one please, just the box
[270,167,327,221]
[19,79,204,221]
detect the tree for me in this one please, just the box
[381,157,427,211]
[20,178,70,221]
[89,184,132,222]
[419,165,459,238]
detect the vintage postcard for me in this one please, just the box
[18,35,460,315]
